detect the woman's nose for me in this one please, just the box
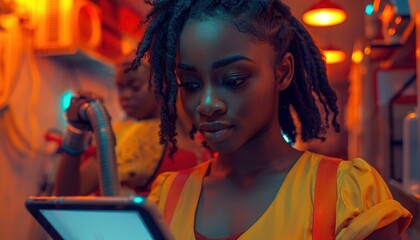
[196,87,226,117]
[120,88,133,99]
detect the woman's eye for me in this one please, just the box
[223,74,250,88]
[178,82,200,92]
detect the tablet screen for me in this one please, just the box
[40,209,154,240]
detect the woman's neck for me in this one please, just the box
[211,126,301,179]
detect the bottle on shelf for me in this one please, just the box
[402,107,420,196]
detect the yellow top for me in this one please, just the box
[148,151,412,240]
[113,119,165,188]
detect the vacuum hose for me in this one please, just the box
[78,101,120,196]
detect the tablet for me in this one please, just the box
[25,196,174,240]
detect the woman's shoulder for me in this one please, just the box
[147,160,212,207]
[335,156,388,193]
[299,151,378,180]
[159,160,212,182]
[299,152,412,238]
[331,156,413,238]
[305,152,392,199]
[337,156,374,174]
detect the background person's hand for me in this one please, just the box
[61,90,104,155]
[65,90,105,132]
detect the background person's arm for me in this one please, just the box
[54,91,105,196]
[54,153,99,196]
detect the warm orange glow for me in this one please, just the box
[0,0,15,14]
[303,9,346,26]
[323,48,346,64]
[11,0,38,27]
[351,50,363,64]
[76,2,101,48]
[417,12,420,59]
[395,16,402,25]
[14,0,33,9]
[373,0,380,12]
[121,35,136,55]
[33,0,73,48]
[387,27,396,36]
[302,0,347,27]
[407,112,417,119]
[379,4,394,22]
[364,47,371,55]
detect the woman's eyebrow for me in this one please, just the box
[177,55,253,72]
[212,55,253,69]
[177,63,196,72]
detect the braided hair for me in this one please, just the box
[127,0,340,155]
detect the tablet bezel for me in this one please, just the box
[25,196,174,240]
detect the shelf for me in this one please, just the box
[389,179,420,203]
[369,19,416,68]
[388,179,420,240]
[49,46,115,82]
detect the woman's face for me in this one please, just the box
[116,64,159,120]
[177,18,291,153]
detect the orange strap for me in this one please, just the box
[312,156,341,240]
[163,168,193,225]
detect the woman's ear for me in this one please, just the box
[275,52,294,91]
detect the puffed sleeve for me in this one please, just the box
[336,158,412,240]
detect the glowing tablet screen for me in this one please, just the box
[40,209,154,240]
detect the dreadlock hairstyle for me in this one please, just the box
[127,0,340,155]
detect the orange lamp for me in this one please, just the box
[322,46,346,64]
[302,0,347,27]
[351,49,364,64]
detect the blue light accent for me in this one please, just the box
[61,90,74,112]
[133,196,145,204]
[281,131,292,144]
[365,4,374,16]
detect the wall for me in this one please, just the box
[0,33,123,240]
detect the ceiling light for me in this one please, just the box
[323,46,346,64]
[302,0,347,27]
[351,50,364,64]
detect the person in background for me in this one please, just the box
[127,0,413,239]
[54,52,213,197]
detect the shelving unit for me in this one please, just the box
[348,6,420,238]
[50,47,115,83]
[370,18,416,68]
[388,74,417,182]
[389,180,420,239]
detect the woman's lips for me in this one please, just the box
[122,104,136,111]
[199,122,233,142]
[123,106,135,113]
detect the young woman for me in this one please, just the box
[128,1,412,239]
